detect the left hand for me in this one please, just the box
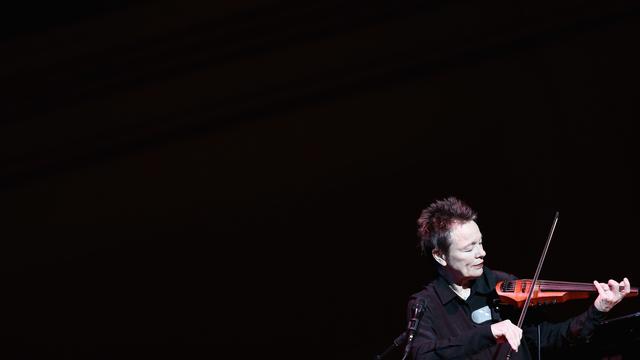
[593,277,631,312]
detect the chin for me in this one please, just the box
[469,268,484,277]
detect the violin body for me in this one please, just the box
[496,279,639,308]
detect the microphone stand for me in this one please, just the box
[376,298,426,360]
[400,318,419,360]
[400,298,426,360]
[374,332,407,360]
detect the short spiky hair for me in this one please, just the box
[417,197,477,256]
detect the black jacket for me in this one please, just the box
[407,267,606,359]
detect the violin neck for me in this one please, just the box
[528,280,639,296]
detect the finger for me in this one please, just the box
[608,279,620,290]
[507,325,522,351]
[513,328,522,352]
[594,281,607,296]
[501,326,514,349]
[622,278,631,294]
[598,281,610,296]
[609,279,621,297]
[506,330,520,352]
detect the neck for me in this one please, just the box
[450,281,471,291]
[449,283,471,300]
[437,265,472,288]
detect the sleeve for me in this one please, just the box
[407,297,497,359]
[523,304,607,350]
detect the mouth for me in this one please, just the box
[472,263,484,268]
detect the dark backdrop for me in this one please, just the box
[2,1,639,359]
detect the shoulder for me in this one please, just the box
[408,287,431,303]
[407,281,437,308]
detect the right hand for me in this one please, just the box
[490,319,522,352]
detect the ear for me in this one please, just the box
[432,248,447,266]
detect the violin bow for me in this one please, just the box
[506,211,559,359]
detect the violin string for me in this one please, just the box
[502,280,599,292]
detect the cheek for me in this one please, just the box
[450,255,471,268]
[456,253,472,262]
[463,255,477,267]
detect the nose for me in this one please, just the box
[477,247,486,258]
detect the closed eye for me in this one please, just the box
[464,241,482,252]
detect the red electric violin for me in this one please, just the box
[496,279,639,308]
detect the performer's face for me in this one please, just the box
[439,220,486,285]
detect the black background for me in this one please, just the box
[2,1,639,359]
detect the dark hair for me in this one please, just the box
[417,197,477,256]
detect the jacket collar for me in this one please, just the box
[432,266,496,304]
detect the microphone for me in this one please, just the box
[401,297,427,360]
